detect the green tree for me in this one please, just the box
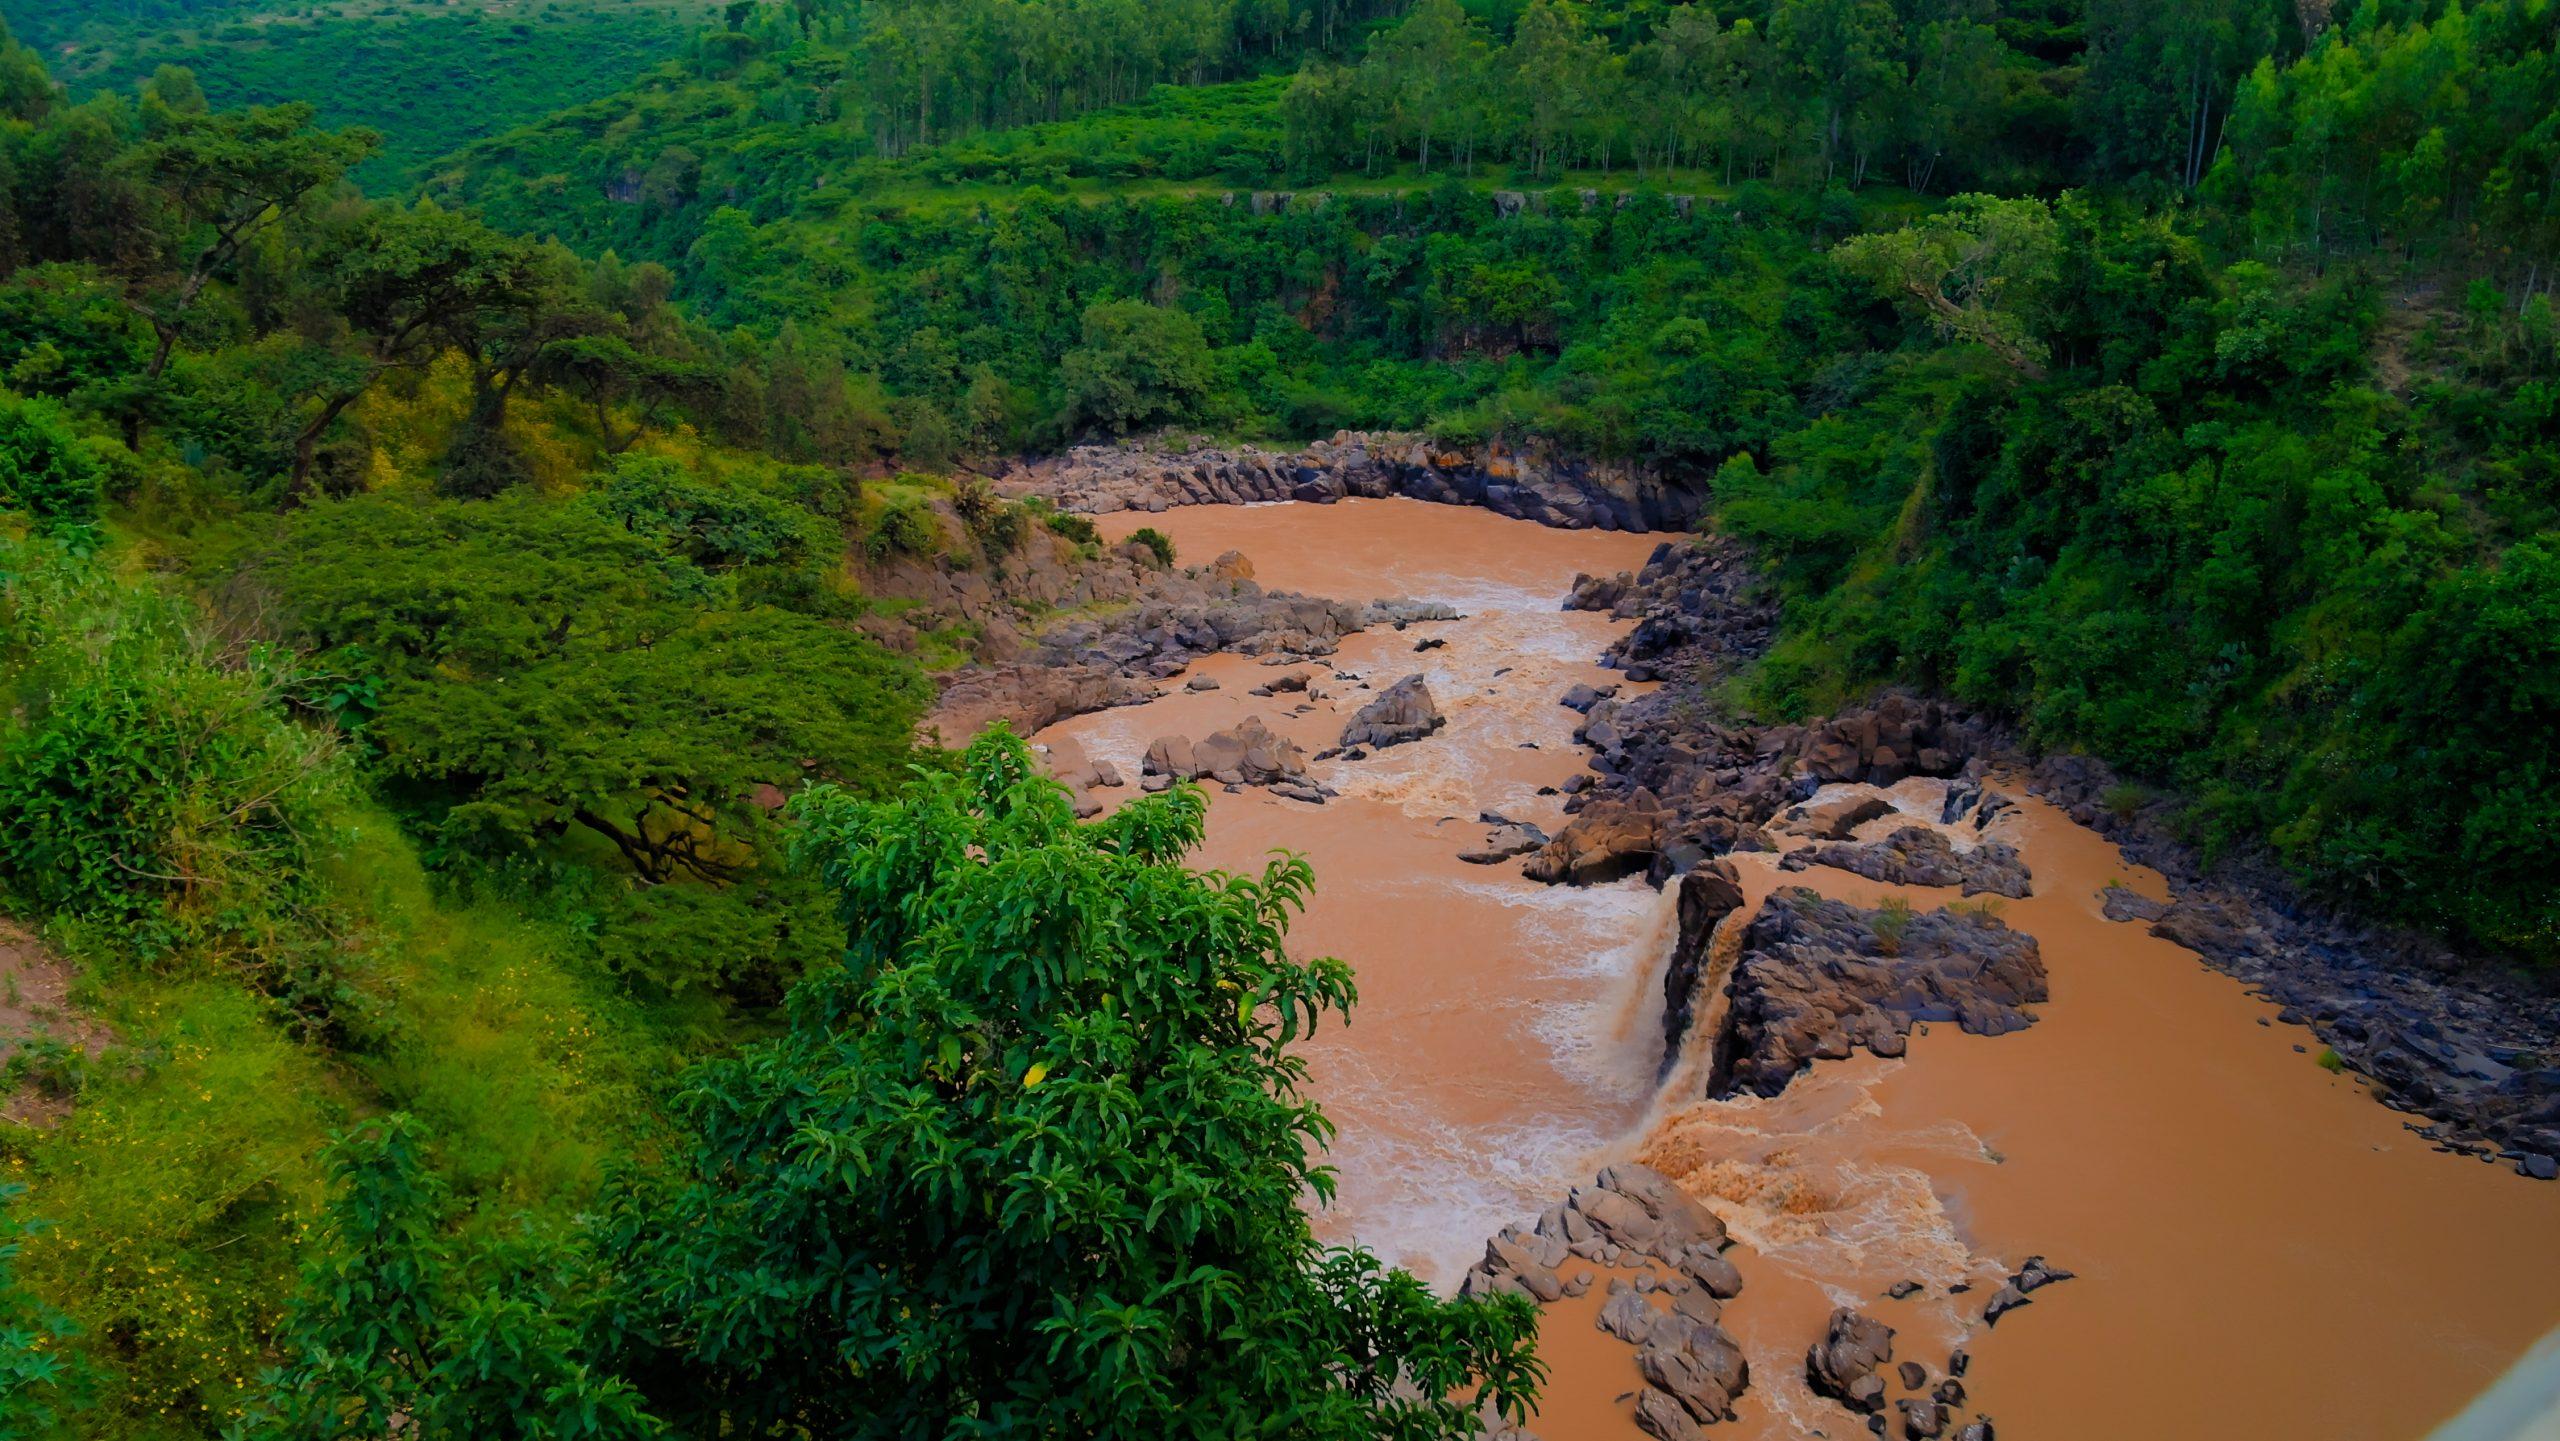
[0,391,105,532]
[289,203,541,490]
[1059,299,1216,434]
[265,493,926,881]
[602,730,1544,1436]
[124,100,379,383]
[1771,0,1898,185]
[1832,193,2060,378]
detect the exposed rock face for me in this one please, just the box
[1522,791,1667,885]
[996,431,1700,532]
[1708,888,2048,1099]
[929,552,1454,739]
[929,662,1155,740]
[1806,1309,1896,1415]
[1462,1164,1750,1432]
[1661,861,1747,1059]
[1565,536,1776,684]
[1785,794,1896,841]
[1140,717,1317,792]
[1779,826,2035,899]
[1337,673,1444,750]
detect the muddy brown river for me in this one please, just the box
[1033,499,2560,1440]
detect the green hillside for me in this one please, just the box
[1,0,714,182]
[427,0,2560,958]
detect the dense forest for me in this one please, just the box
[0,0,2554,1433]
[0,0,716,182]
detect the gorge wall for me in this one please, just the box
[995,432,1703,533]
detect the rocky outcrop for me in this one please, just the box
[1035,584,1446,680]
[1779,826,2034,899]
[2031,752,2560,1179]
[1522,791,1666,885]
[1792,694,1983,788]
[1566,536,1777,683]
[1459,818,1549,865]
[929,552,1455,739]
[1039,735,1127,816]
[1461,1164,1750,1434]
[1708,889,2048,1099]
[929,661,1155,740]
[996,431,1700,531]
[1661,861,1746,1060]
[1781,794,1896,841]
[1140,717,1324,801]
[1806,1309,1895,1415]
[1337,673,1444,750]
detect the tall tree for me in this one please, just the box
[600,730,1545,1437]
[124,99,378,382]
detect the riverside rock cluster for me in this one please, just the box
[1707,889,2049,1100]
[1805,1307,2003,1441]
[996,432,1696,531]
[929,547,1455,738]
[1459,1163,1751,1441]
[1533,536,2559,1180]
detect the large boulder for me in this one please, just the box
[1338,673,1444,750]
[1523,792,1667,885]
[1141,718,1311,788]
[1638,1311,1749,1425]
[1709,888,2047,1099]
[1191,715,1310,785]
[1806,1309,1895,1415]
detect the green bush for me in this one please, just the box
[0,393,105,535]
[862,495,937,560]
[0,543,345,970]
[0,1184,86,1438]
[1059,300,1215,435]
[1129,525,1176,567]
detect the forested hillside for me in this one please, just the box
[0,0,2554,1433]
[1,0,715,181]
[435,0,2559,957]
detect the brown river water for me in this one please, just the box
[1032,499,2560,1441]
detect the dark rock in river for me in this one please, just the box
[1460,822,1549,865]
[1661,860,1747,1060]
[1338,673,1444,750]
[1778,825,2034,899]
[1708,888,2048,1099]
[1807,1308,1896,1415]
[2100,884,2170,923]
[1982,1283,2031,1327]
[1523,791,1667,885]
